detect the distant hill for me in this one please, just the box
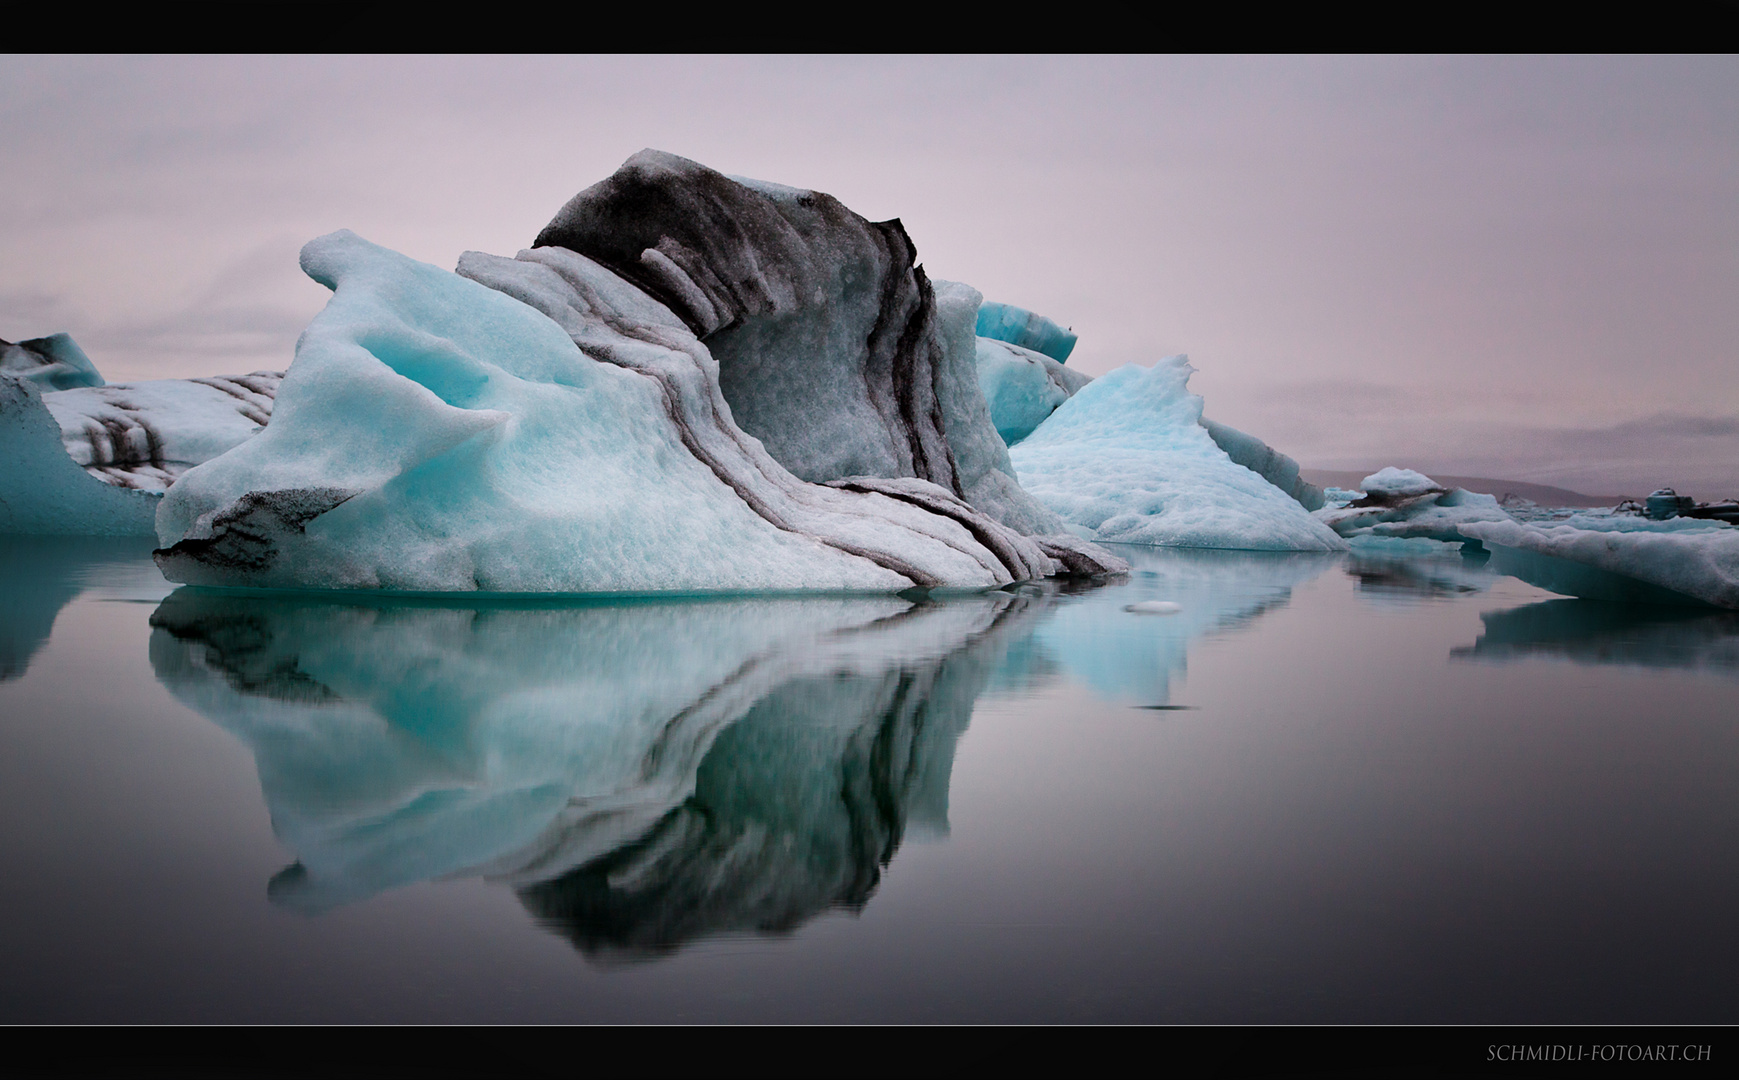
[1300,470,1627,508]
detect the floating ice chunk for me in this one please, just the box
[975,336,1091,446]
[2,331,281,535]
[156,231,1100,593]
[1124,600,1182,615]
[1315,467,1512,544]
[975,300,1077,363]
[1359,467,1443,500]
[1008,356,1345,551]
[1,333,104,390]
[1459,518,1739,609]
[2,375,159,534]
[1032,545,1335,704]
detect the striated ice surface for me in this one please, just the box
[1008,356,1344,551]
[42,372,281,492]
[2,333,281,535]
[528,152,1078,547]
[156,231,1104,593]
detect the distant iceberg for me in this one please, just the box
[1316,467,1512,544]
[1008,355,1344,551]
[975,300,1077,363]
[1,348,281,535]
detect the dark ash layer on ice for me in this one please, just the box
[155,152,1124,594]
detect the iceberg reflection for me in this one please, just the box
[1453,598,1739,677]
[1022,546,1337,706]
[147,588,1046,954]
[1,535,162,680]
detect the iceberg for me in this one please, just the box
[156,153,1124,593]
[1458,516,1739,609]
[1315,467,1513,545]
[2,333,104,390]
[1199,419,1325,511]
[974,336,1091,446]
[2,334,281,536]
[1007,355,1345,551]
[975,300,1078,363]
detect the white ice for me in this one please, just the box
[1008,356,1345,551]
[1459,517,1739,609]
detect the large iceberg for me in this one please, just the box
[1007,356,1344,551]
[2,332,282,536]
[157,194,1122,593]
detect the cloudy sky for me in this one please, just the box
[4,55,1735,496]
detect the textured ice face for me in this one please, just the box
[2,333,281,534]
[42,373,281,492]
[1009,356,1345,551]
[2,375,160,535]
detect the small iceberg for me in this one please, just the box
[2,342,281,536]
[1315,467,1513,545]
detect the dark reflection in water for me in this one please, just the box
[148,588,1044,957]
[1456,598,1739,676]
[146,550,1332,960]
[0,535,161,680]
[1343,543,1495,606]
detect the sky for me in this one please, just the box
[3,55,1736,497]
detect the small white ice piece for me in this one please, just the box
[1124,600,1182,615]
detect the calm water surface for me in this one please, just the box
[3,536,1738,1023]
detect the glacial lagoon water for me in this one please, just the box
[3,537,1739,1023]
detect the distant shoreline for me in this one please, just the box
[1300,470,1627,508]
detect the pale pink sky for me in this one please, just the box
[4,55,1736,496]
